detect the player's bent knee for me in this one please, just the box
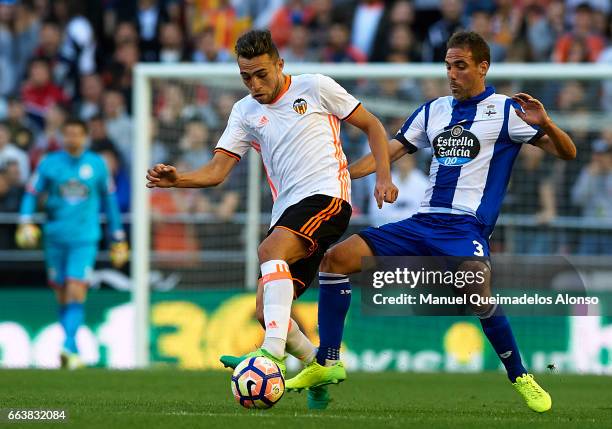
[257,243,273,263]
[320,247,348,274]
[65,280,88,302]
[459,260,491,283]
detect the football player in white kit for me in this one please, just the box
[146,29,397,405]
[286,31,577,413]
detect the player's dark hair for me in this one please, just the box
[63,118,88,133]
[235,30,279,60]
[447,31,491,65]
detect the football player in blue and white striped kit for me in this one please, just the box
[287,31,576,412]
[17,118,129,369]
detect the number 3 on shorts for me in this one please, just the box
[472,240,484,256]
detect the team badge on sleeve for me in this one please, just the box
[293,98,308,115]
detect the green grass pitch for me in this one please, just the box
[1,370,610,428]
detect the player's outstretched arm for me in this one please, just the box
[146,152,238,188]
[346,106,398,207]
[512,92,576,160]
[348,139,408,179]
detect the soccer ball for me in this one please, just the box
[15,224,41,249]
[231,356,284,409]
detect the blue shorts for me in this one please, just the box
[44,241,98,286]
[359,213,490,258]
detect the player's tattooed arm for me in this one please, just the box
[146,152,237,188]
[348,139,408,179]
[512,92,577,160]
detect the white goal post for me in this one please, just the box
[132,63,612,368]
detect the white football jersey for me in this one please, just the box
[215,74,360,226]
[395,86,543,230]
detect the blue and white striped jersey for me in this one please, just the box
[395,86,543,231]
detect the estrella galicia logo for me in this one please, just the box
[292,98,308,115]
[433,125,480,166]
[60,179,89,204]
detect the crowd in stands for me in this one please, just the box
[0,0,610,255]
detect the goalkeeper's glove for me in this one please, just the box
[110,241,129,268]
[15,223,41,249]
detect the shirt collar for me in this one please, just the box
[452,85,495,107]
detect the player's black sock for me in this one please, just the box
[316,273,351,366]
[479,304,527,381]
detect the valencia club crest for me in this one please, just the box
[293,98,308,115]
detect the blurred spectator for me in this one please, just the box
[322,22,367,63]
[94,138,130,213]
[192,27,232,63]
[590,6,609,36]
[20,58,68,131]
[33,21,63,81]
[109,21,141,70]
[0,162,22,212]
[469,9,507,62]
[30,103,65,169]
[384,25,421,63]
[0,0,41,97]
[597,40,612,112]
[553,108,593,220]
[370,0,418,62]
[156,83,187,147]
[269,0,313,49]
[150,118,169,165]
[13,0,42,84]
[0,162,23,249]
[188,0,250,51]
[179,119,212,171]
[0,0,18,97]
[88,114,116,153]
[420,78,447,100]
[526,1,566,62]
[159,22,189,63]
[57,1,96,97]
[279,24,318,62]
[368,154,428,226]
[135,0,169,62]
[571,139,612,254]
[103,89,133,166]
[565,0,610,15]
[553,2,605,63]
[75,73,103,121]
[0,121,29,184]
[556,80,590,111]
[101,39,139,107]
[113,21,140,53]
[422,0,466,62]
[244,0,284,29]
[5,97,34,154]
[565,36,592,62]
[347,0,386,60]
[505,144,557,254]
[307,0,335,50]
[490,0,523,48]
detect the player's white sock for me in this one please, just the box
[285,318,316,364]
[260,260,294,359]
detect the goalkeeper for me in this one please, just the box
[17,118,129,369]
